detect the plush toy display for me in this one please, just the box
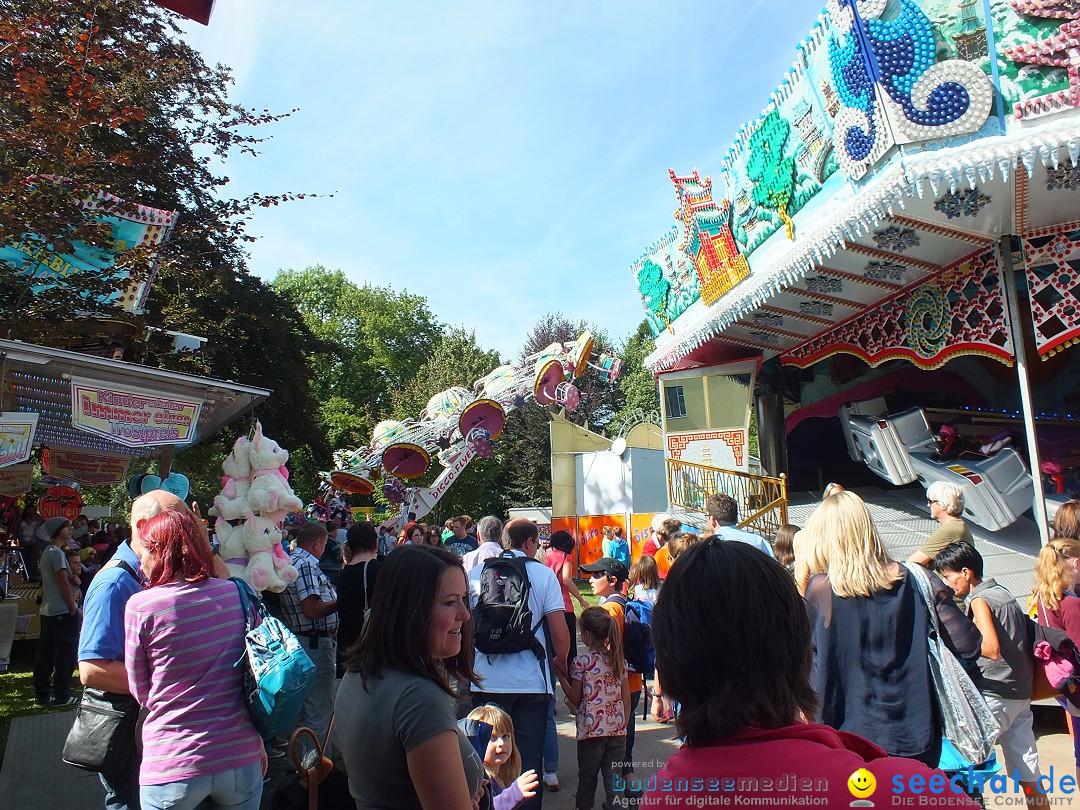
[239,509,297,593]
[212,422,301,594]
[214,436,253,521]
[245,423,304,521]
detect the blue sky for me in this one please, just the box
[179,1,816,359]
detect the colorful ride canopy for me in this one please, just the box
[325,332,621,515]
[631,0,1080,373]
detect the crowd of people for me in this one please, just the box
[11,482,1080,809]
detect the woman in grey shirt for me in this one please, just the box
[336,545,484,809]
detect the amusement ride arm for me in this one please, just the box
[399,445,478,526]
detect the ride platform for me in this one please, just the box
[788,485,1042,608]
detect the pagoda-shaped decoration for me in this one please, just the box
[670,169,750,306]
[952,0,988,60]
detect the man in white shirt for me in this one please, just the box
[469,518,569,810]
[462,515,503,572]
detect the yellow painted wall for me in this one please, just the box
[625,422,663,450]
[549,413,612,518]
[662,376,708,432]
[706,374,752,428]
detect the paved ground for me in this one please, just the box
[3,693,1076,809]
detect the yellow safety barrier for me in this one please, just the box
[666,457,788,541]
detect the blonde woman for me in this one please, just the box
[1032,536,1080,780]
[792,486,842,594]
[802,491,980,766]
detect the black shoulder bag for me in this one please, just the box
[62,560,142,777]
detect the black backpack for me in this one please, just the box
[473,552,545,657]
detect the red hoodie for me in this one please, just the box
[642,723,980,807]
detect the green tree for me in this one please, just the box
[273,266,443,433]
[613,320,659,430]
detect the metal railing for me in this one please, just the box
[666,457,788,542]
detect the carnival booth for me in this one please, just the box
[0,339,269,647]
[629,0,1080,543]
[545,412,668,566]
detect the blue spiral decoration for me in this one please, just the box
[866,0,972,128]
[827,0,990,177]
[828,28,877,162]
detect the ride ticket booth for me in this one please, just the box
[0,339,268,655]
[628,0,1080,546]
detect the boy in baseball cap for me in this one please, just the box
[579,557,630,590]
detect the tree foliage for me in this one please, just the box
[273,266,443,425]
[613,320,659,429]
[0,0,314,337]
[0,0,330,506]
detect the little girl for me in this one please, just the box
[628,555,660,606]
[558,606,630,810]
[467,704,539,810]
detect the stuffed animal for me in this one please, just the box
[246,423,303,520]
[240,509,297,593]
[213,436,253,521]
[216,517,248,578]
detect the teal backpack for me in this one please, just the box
[231,578,316,740]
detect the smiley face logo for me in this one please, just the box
[848,768,877,799]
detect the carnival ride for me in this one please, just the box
[320,331,621,526]
[840,397,1072,531]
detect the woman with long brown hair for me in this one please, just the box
[336,545,483,809]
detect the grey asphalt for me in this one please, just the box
[3,697,1076,809]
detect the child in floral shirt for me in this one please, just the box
[558,606,631,810]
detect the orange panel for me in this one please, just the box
[576,514,626,567]
[550,517,578,577]
[629,513,658,565]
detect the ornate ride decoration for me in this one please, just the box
[782,248,1013,369]
[670,170,750,306]
[1021,227,1080,358]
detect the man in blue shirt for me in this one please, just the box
[77,491,219,810]
[704,492,771,556]
[445,515,479,558]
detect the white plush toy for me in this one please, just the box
[212,422,304,594]
[245,422,303,521]
[213,436,253,521]
[241,509,297,593]
[216,517,248,577]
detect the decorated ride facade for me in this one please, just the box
[631,0,1080,543]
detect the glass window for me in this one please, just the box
[664,385,687,419]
